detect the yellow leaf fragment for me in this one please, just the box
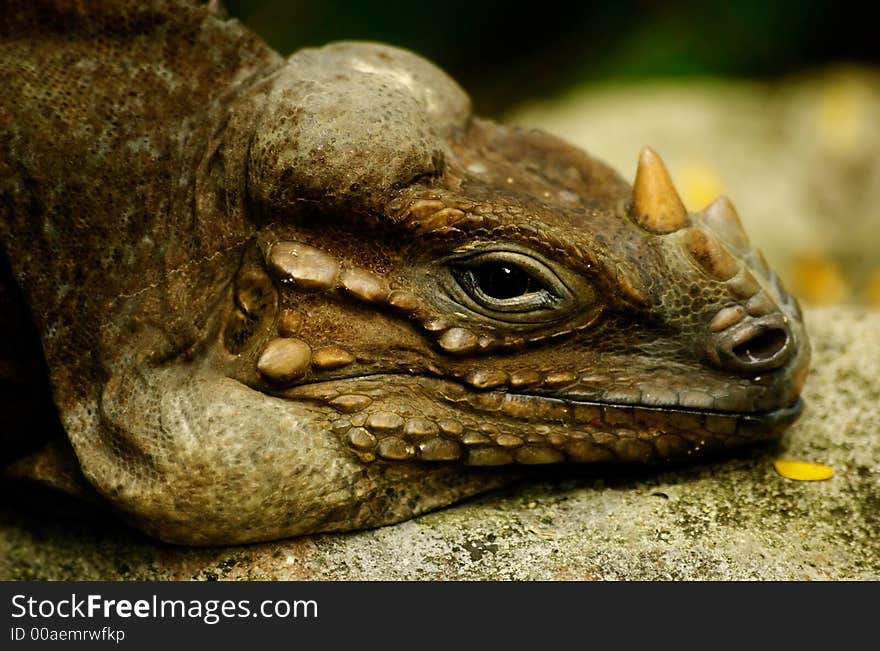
[773,459,834,481]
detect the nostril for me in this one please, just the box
[708,314,796,374]
[732,327,789,364]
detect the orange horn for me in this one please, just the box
[632,147,690,234]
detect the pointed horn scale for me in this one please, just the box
[632,147,690,234]
[702,195,750,252]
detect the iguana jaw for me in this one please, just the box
[278,371,805,465]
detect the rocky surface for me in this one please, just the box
[2,304,877,580]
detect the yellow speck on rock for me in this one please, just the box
[774,459,834,481]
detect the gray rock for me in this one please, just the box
[2,304,877,580]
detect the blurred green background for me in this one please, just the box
[225,0,878,116]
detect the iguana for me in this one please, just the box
[0,0,809,545]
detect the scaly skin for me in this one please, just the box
[0,1,809,544]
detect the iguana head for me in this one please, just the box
[7,35,809,545]
[211,43,808,470]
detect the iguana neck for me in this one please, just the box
[0,0,282,393]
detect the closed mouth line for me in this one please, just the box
[280,371,802,425]
[513,392,804,425]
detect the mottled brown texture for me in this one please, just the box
[0,1,809,544]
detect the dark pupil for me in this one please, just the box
[472,263,532,299]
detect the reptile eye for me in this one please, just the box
[452,251,565,314]
[470,262,535,299]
